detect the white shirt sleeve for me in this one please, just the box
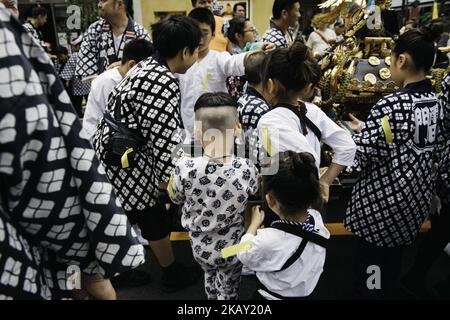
[216,51,246,78]
[308,103,356,167]
[83,71,119,140]
[237,229,296,272]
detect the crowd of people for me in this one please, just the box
[0,0,449,301]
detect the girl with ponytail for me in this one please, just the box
[237,151,330,300]
[344,27,443,299]
[257,40,356,209]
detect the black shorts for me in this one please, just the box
[126,202,174,241]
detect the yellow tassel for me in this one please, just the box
[381,116,393,144]
[121,148,134,169]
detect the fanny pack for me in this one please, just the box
[103,98,147,168]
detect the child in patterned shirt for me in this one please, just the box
[168,92,259,300]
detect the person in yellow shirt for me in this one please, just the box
[191,0,229,52]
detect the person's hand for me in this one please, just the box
[261,42,276,53]
[107,61,121,70]
[250,206,265,227]
[345,113,363,133]
[319,179,330,204]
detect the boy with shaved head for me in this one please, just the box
[168,93,259,300]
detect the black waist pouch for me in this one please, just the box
[103,112,146,168]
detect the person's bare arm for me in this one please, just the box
[319,163,346,203]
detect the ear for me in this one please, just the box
[234,122,242,137]
[181,47,190,61]
[397,53,407,69]
[267,78,276,96]
[194,120,203,141]
[127,60,136,70]
[235,32,243,42]
[281,9,289,20]
[265,193,276,210]
[303,83,314,99]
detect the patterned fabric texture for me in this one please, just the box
[22,21,45,49]
[75,17,150,78]
[93,56,184,212]
[237,87,270,164]
[345,80,443,247]
[440,73,450,138]
[262,27,288,49]
[0,5,145,299]
[170,156,259,233]
[169,156,259,300]
[60,52,91,96]
[437,73,450,207]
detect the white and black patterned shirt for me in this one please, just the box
[437,142,450,208]
[60,52,91,96]
[93,55,184,212]
[238,87,270,132]
[262,20,291,49]
[437,74,450,207]
[22,21,45,49]
[237,87,270,163]
[440,73,450,137]
[169,156,259,233]
[345,80,443,247]
[0,5,145,299]
[75,17,150,78]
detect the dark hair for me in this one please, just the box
[225,16,247,44]
[263,151,319,215]
[151,15,202,59]
[122,0,133,16]
[191,0,198,6]
[194,92,238,112]
[31,5,47,19]
[189,7,216,34]
[261,40,318,96]
[405,20,417,28]
[233,2,246,13]
[245,51,265,85]
[273,0,300,20]
[55,45,68,56]
[393,27,439,72]
[428,19,444,40]
[121,39,154,64]
[310,59,322,86]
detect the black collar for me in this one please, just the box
[246,86,267,103]
[400,79,433,94]
[271,214,317,232]
[152,52,169,69]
